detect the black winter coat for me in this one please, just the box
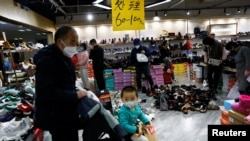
[33,44,80,131]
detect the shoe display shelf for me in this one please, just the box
[0,50,31,86]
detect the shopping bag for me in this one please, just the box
[141,124,158,141]
[136,53,148,62]
[227,81,240,99]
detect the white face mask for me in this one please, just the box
[61,41,78,58]
[135,45,140,49]
[123,101,137,108]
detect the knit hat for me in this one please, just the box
[133,38,140,45]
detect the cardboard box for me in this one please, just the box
[228,110,249,125]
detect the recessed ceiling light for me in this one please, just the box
[0,21,7,24]
[87,14,93,21]
[18,29,25,32]
[26,29,32,31]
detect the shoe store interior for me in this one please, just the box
[0,0,250,141]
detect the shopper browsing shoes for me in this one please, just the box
[33,26,88,141]
[225,41,250,95]
[89,39,106,91]
[77,43,90,90]
[130,38,155,96]
[202,36,226,100]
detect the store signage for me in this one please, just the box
[210,24,236,36]
[112,0,145,31]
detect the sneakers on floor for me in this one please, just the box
[0,117,32,141]
[18,103,32,115]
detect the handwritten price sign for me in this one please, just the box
[112,0,145,31]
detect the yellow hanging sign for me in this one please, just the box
[112,0,145,31]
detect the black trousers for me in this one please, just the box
[207,64,223,90]
[49,128,79,141]
[136,64,154,90]
[93,67,106,90]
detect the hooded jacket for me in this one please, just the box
[33,44,80,130]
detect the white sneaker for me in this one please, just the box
[0,117,32,140]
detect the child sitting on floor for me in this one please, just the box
[118,86,151,141]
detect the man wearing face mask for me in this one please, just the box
[33,26,87,141]
[225,41,250,95]
[130,38,155,96]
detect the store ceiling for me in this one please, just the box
[1,0,250,42]
[13,0,250,22]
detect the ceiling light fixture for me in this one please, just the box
[94,3,111,10]
[18,29,25,32]
[237,8,241,13]
[87,14,93,21]
[186,10,190,15]
[153,11,160,21]
[146,0,171,8]
[93,0,103,4]
[164,11,167,16]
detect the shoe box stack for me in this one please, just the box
[150,65,164,86]
[112,65,167,90]
[88,61,94,78]
[0,84,34,140]
[220,99,234,125]
[221,95,250,125]
[173,63,188,75]
[104,69,115,90]
[123,68,136,88]
[113,68,123,90]
[113,68,136,90]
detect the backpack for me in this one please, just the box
[160,93,169,111]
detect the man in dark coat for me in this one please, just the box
[89,39,106,90]
[33,26,87,141]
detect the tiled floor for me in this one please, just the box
[138,74,232,141]
[79,74,233,141]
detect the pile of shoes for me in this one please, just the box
[0,82,35,140]
[153,84,220,114]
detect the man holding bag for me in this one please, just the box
[130,38,155,96]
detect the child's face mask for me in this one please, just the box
[123,101,137,108]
